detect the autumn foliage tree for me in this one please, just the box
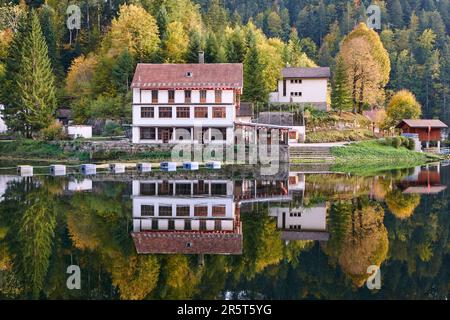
[338,23,391,113]
[386,90,422,128]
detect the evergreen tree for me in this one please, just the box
[331,57,352,115]
[242,33,267,103]
[225,27,246,63]
[17,10,57,137]
[0,13,28,135]
[112,49,135,95]
[388,0,405,28]
[186,30,204,63]
[38,5,61,78]
[205,32,220,63]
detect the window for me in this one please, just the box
[158,181,173,195]
[141,107,154,118]
[152,90,158,103]
[184,90,191,103]
[195,107,208,118]
[215,90,222,103]
[159,206,172,217]
[194,206,208,217]
[211,183,227,196]
[200,90,207,103]
[283,80,286,96]
[159,107,172,118]
[168,219,175,230]
[176,183,192,195]
[212,205,226,217]
[140,127,156,140]
[200,220,207,231]
[212,107,226,118]
[290,79,302,84]
[168,90,175,103]
[176,206,190,217]
[141,205,154,216]
[176,107,190,118]
[185,71,193,77]
[290,92,302,97]
[140,183,156,196]
[214,220,222,231]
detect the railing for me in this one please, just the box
[440,148,450,155]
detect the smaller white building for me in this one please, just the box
[269,67,330,111]
[0,104,7,133]
[67,125,92,139]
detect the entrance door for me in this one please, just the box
[159,128,171,143]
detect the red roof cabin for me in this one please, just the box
[396,119,448,151]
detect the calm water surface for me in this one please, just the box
[0,162,449,300]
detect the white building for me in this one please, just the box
[269,202,329,241]
[0,104,7,133]
[131,61,243,144]
[269,67,330,111]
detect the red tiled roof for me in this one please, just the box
[131,63,243,90]
[132,232,243,255]
[396,119,448,129]
[282,67,330,79]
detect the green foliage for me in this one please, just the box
[242,33,267,103]
[39,121,66,141]
[331,57,352,114]
[305,129,375,143]
[17,11,57,136]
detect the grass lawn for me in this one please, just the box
[331,140,443,175]
[305,129,376,143]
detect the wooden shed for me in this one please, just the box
[396,119,447,148]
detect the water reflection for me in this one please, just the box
[0,163,448,299]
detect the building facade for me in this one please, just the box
[269,67,330,111]
[131,63,243,144]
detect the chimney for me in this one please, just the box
[198,51,205,64]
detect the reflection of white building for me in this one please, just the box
[0,176,17,202]
[67,179,93,192]
[0,105,7,133]
[131,179,242,255]
[269,202,329,241]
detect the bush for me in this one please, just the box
[407,138,416,150]
[40,122,67,141]
[392,136,402,148]
[103,122,124,137]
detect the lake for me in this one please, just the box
[0,161,449,300]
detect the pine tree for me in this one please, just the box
[331,57,352,115]
[38,5,61,78]
[242,33,267,103]
[112,49,135,95]
[17,10,57,137]
[389,0,404,28]
[186,30,204,63]
[205,32,220,63]
[0,14,28,135]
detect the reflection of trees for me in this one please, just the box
[324,197,389,287]
[386,190,420,220]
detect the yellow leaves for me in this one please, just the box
[108,4,160,60]
[164,21,189,63]
[339,22,391,109]
[386,90,422,126]
[66,54,98,98]
[386,189,420,220]
[110,255,160,300]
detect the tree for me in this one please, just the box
[0,14,28,135]
[242,33,268,103]
[163,21,189,63]
[108,4,160,62]
[66,54,98,98]
[331,57,352,114]
[339,23,391,113]
[386,90,422,127]
[186,30,204,63]
[225,26,246,63]
[17,10,57,137]
[112,49,135,95]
